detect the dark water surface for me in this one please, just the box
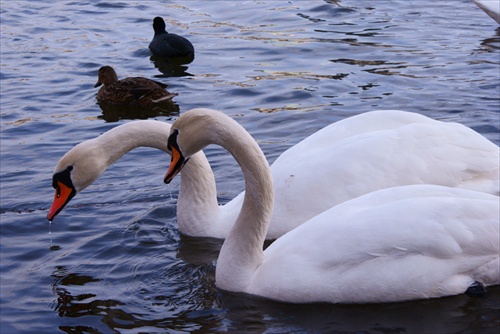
[1,1,499,333]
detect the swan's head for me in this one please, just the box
[164,128,189,184]
[47,140,107,221]
[164,109,222,184]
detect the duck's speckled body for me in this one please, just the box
[94,66,177,106]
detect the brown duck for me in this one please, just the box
[94,66,177,106]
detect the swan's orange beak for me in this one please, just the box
[47,181,76,221]
[164,145,188,184]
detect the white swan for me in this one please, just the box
[48,111,499,240]
[47,120,207,221]
[472,0,500,24]
[164,108,499,303]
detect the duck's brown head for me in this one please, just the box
[94,66,119,88]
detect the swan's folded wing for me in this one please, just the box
[251,185,499,303]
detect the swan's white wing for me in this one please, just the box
[267,112,499,237]
[250,185,499,303]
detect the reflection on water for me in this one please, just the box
[222,287,500,333]
[51,263,222,333]
[97,101,180,122]
[478,27,500,51]
[177,235,223,266]
[150,55,195,78]
[50,264,500,333]
[1,0,499,333]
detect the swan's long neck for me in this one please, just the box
[106,122,222,235]
[176,151,220,236]
[61,121,174,192]
[95,120,172,166]
[95,121,222,236]
[189,111,274,291]
[70,122,218,220]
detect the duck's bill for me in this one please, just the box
[164,146,189,184]
[47,181,76,221]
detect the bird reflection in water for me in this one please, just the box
[97,102,180,123]
[150,55,194,78]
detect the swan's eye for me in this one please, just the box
[168,129,180,153]
[52,165,74,190]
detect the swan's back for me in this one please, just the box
[266,110,499,237]
[251,185,499,303]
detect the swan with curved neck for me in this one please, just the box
[47,120,217,223]
[164,108,499,303]
[48,110,499,241]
